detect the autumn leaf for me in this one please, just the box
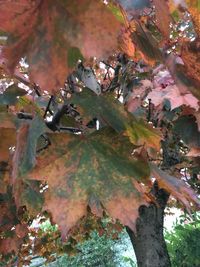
[72,88,161,151]
[115,0,151,17]
[0,0,123,93]
[181,39,200,89]
[0,161,10,194]
[118,28,135,58]
[17,180,44,216]
[186,0,200,35]
[25,128,150,238]
[0,235,22,255]
[0,83,27,105]
[131,22,162,65]
[165,54,200,100]
[0,113,16,162]
[12,115,46,180]
[173,115,200,148]
[151,164,200,209]
[187,147,200,157]
[152,0,172,38]
[147,84,199,110]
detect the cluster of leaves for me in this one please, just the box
[165,212,200,267]
[0,0,200,265]
[39,220,126,267]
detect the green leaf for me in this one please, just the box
[13,115,46,179]
[72,88,161,150]
[67,47,84,68]
[0,84,27,105]
[173,115,200,147]
[20,180,44,216]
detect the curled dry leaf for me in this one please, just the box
[0,0,123,93]
[151,164,200,210]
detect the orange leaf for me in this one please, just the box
[151,164,200,210]
[0,0,123,93]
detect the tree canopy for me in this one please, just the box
[0,0,199,266]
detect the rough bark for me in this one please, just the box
[127,183,171,267]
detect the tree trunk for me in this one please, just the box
[126,183,171,267]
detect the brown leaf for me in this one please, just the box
[15,224,28,238]
[187,147,200,157]
[44,193,88,240]
[153,0,172,37]
[186,0,200,36]
[0,0,123,93]
[0,235,22,255]
[105,194,145,231]
[181,39,200,89]
[0,161,10,194]
[151,164,200,210]
[165,53,200,99]
[119,28,135,58]
[194,111,200,131]
[0,119,16,162]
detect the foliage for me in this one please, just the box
[32,217,129,267]
[47,231,124,267]
[0,0,200,265]
[165,212,200,267]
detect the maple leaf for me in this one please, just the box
[0,0,123,93]
[126,79,153,112]
[165,54,200,100]
[185,0,200,35]
[174,115,200,145]
[147,84,199,110]
[187,147,200,157]
[0,83,27,105]
[151,164,200,210]
[131,22,162,65]
[118,28,135,59]
[0,161,10,194]
[11,116,45,212]
[0,113,16,162]
[12,115,46,180]
[194,111,200,132]
[152,0,171,37]
[25,128,150,238]
[72,88,161,151]
[181,39,200,89]
[115,0,151,18]
[0,235,22,255]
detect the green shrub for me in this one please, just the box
[165,212,200,267]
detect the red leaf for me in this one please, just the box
[0,0,123,93]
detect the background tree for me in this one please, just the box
[165,212,200,267]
